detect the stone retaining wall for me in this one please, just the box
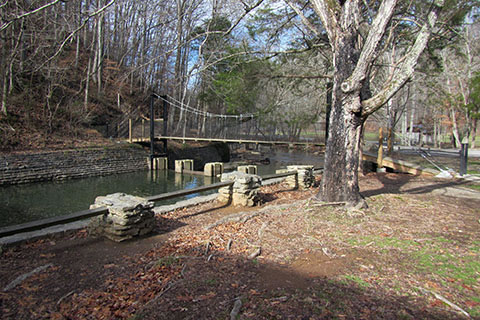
[0,145,149,185]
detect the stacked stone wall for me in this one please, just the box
[0,146,149,185]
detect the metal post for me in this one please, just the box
[129,118,133,143]
[161,95,168,154]
[150,94,155,170]
[460,138,469,176]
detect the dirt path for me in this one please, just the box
[1,173,479,319]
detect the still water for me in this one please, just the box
[0,150,323,228]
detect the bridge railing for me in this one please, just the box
[0,171,300,239]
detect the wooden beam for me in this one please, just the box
[146,181,234,202]
[362,152,438,176]
[0,207,108,238]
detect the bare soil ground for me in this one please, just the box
[1,173,480,319]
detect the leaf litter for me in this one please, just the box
[0,173,479,319]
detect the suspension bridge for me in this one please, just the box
[123,94,325,149]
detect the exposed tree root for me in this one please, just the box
[3,263,54,292]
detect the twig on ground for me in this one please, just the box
[205,203,300,230]
[227,239,233,251]
[322,247,335,258]
[180,263,187,277]
[3,263,54,292]
[248,247,261,259]
[137,279,184,316]
[56,290,75,307]
[230,297,243,320]
[258,222,269,239]
[417,287,471,318]
[312,201,346,207]
[205,241,211,255]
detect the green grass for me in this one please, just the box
[412,249,480,286]
[204,278,218,286]
[341,275,371,288]
[347,235,420,249]
[347,235,480,286]
[466,184,480,191]
[156,255,179,267]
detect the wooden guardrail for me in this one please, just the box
[0,170,305,239]
[0,207,109,238]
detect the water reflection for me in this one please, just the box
[0,170,218,228]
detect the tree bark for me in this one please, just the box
[316,18,366,208]
[313,0,443,208]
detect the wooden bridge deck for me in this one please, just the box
[130,136,324,147]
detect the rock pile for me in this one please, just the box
[89,193,155,242]
[286,165,314,189]
[218,171,261,206]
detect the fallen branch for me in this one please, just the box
[205,211,264,230]
[257,222,269,239]
[248,247,261,260]
[136,279,184,317]
[417,287,471,318]
[230,297,243,320]
[205,241,211,255]
[205,203,299,230]
[3,264,54,292]
[56,290,75,307]
[322,247,335,258]
[311,201,346,207]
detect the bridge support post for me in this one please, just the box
[218,171,261,206]
[175,159,194,173]
[204,162,224,177]
[237,165,257,175]
[148,157,167,170]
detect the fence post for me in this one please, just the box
[460,137,469,176]
[377,127,384,172]
[129,118,133,143]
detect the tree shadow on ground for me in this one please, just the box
[132,248,460,320]
[0,223,469,319]
[361,172,470,199]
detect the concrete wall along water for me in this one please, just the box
[0,145,149,185]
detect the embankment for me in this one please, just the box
[0,142,230,185]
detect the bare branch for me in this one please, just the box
[285,0,320,36]
[362,0,445,117]
[310,0,340,45]
[36,0,116,71]
[268,74,332,80]
[342,0,397,93]
[1,0,62,32]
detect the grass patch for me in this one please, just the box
[156,255,180,267]
[347,235,480,287]
[204,278,217,286]
[341,275,371,288]
[347,235,419,250]
[466,184,480,191]
[412,250,480,286]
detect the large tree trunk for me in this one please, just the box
[317,27,366,208]
[312,0,443,208]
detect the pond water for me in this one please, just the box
[0,150,324,228]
